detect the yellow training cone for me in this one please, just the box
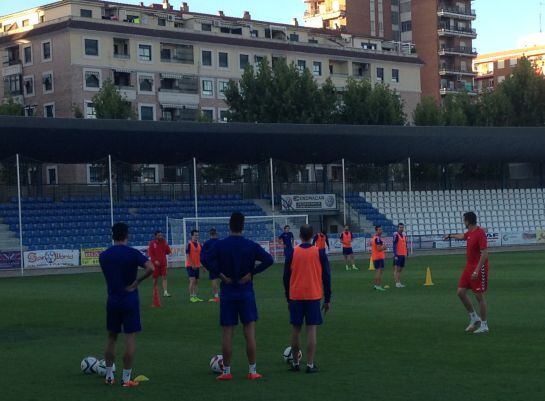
[133,375,149,382]
[368,258,375,271]
[424,267,434,286]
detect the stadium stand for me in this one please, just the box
[349,188,545,236]
[0,196,266,250]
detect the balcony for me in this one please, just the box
[2,62,22,77]
[440,86,478,96]
[438,47,478,57]
[158,89,199,106]
[438,25,477,38]
[439,66,477,77]
[437,6,476,20]
[115,86,136,101]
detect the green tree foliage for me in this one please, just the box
[91,80,134,119]
[0,96,23,116]
[412,96,441,126]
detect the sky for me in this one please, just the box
[0,0,542,54]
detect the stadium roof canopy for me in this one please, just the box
[1,116,544,164]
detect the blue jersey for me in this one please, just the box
[200,237,219,268]
[99,245,148,302]
[207,235,273,297]
[279,232,294,250]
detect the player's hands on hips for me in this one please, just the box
[154,260,160,266]
[238,272,252,285]
[322,303,331,313]
[126,280,138,292]
[220,274,233,284]
[471,270,478,280]
[443,234,450,240]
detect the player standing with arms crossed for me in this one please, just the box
[340,225,358,270]
[312,229,330,252]
[148,230,172,298]
[393,223,408,288]
[99,223,154,387]
[284,224,331,373]
[371,226,387,291]
[444,212,489,334]
[201,228,220,303]
[279,225,295,257]
[207,212,274,381]
[186,229,203,303]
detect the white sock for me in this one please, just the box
[481,320,488,328]
[352,264,356,268]
[214,293,219,298]
[469,312,480,322]
[122,369,132,383]
[105,366,114,381]
[223,365,231,375]
[249,363,257,374]
[307,363,314,368]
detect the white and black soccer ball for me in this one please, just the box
[95,359,116,377]
[210,355,224,374]
[282,347,302,364]
[80,356,98,374]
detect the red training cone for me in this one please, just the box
[152,284,162,308]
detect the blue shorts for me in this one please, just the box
[186,267,200,279]
[106,296,141,334]
[394,256,406,268]
[343,247,354,255]
[373,259,385,269]
[220,292,258,326]
[289,300,323,326]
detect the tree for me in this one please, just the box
[413,96,442,126]
[367,83,406,125]
[0,96,23,116]
[91,79,134,119]
[336,78,372,124]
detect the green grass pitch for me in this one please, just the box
[1,251,543,401]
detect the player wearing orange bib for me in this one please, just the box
[393,223,408,288]
[312,230,329,251]
[340,225,358,271]
[186,229,203,303]
[371,225,387,291]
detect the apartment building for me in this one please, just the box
[0,0,422,125]
[304,0,477,100]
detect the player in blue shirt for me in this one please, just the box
[279,225,295,256]
[99,222,154,387]
[207,212,274,381]
[200,228,220,303]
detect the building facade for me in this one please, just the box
[304,0,477,100]
[1,0,422,124]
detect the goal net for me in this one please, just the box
[167,214,309,263]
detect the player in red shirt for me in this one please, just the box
[148,231,172,298]
[444,212,489,334]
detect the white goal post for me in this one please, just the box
[166,214,309,263]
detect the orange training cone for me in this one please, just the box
[424,267,434,286]
[152,283,162,307]
[368,258,375,271]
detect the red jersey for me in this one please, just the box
[148,239,172,267]
[463,227,488,271]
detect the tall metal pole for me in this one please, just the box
[269,158,276,262]
[193,157,199,230]
[108,155,114,233]
[16,154,24,277]
[270,158,275,213]
[408,157,414,254]
[342,158,347,226]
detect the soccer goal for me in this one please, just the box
[166,214,309,263]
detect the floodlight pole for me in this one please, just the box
[270,158,275,213]
[16,154,24,277]
[342,158,347,226]
[408,157,414,254]
[108,155,114,236]
[193,157,199,230]
[269,158,277,262]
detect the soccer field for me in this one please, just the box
[1,251,543,401]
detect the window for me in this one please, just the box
[240,54,249,69]
[80,9,92,18]
[84,70,101,90]
[376,67,384,82]
[498,75,506,83]
[219,109,229,123]
[289,33,299,42]
[497,60,505,69]
[510,58,518,66]
[22,19,30,27]
[141,165,158,183]
[138,74,154,93]
[42,40,51,61]
[44,103,55,118]
[40,15,45,23]
[361,42,377,50]
[84,38,99,56]
[87,164,105,184]
[23,45,32,65]
[4,74,21,95]
[201,79,214,96]
[158,18,166,26]
[42,72,53,93]
[297,60,306,73]
[220,26,242,35]
[254,55,264,67]
[251,29,259,38]
[23,76,34,96]
[161,44,193,64]
[308,38,318,44]
[113,38,130,58]
[113,71,131,87]
[46,166,57,185]
[401,20,412,32]
[24,106,36,117]
[392,68,399,83]
[312,61,322,76]
[201,108,214,121]
[138,44,152,62]
[202,50,212,66]
[139,104,155,121]
[219,52,229,68]
[218,80,229,97]
[85,101,96,119]
[201,23,212,31]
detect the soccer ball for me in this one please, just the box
[210,355,224,374]
[80,356,98,374]
[95,359,116,377]
[282,347,303,364]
